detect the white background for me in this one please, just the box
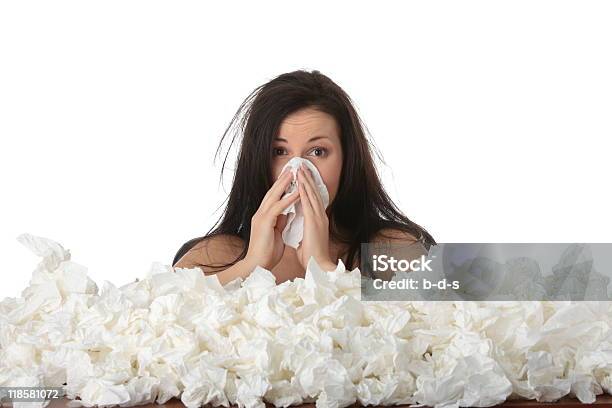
[1,1,610,298]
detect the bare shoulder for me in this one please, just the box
[190,234,245,251]
[369,229,426,279]
[371,228,419,244]
[173,234,246,273]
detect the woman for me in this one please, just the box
[173,70,435,285]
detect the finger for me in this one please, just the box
[298,175,314,220]
[270,188,300,215]
[298,168,322,219]
[261,169,290,206]
[300,166,323,213]
[261,170,294,211]
[300,165,324,211]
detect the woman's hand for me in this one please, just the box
[244,169,300,271]
[295,163,338,272]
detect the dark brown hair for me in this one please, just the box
[172,69,435,270]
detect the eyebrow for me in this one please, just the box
[274,135,330,143]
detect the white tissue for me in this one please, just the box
[278,157,330,249]
[1,233,612,408]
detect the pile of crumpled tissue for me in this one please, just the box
[1,234,612,408]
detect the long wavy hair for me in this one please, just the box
[172,69,435,270]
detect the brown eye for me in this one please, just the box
[273,147,286,156]
[310,147,327,157]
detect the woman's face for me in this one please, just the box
[271,107,343,208]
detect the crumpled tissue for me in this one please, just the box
[279,157,330,249]
[1,233,612,408]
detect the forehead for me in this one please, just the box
[277,108,340,142]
